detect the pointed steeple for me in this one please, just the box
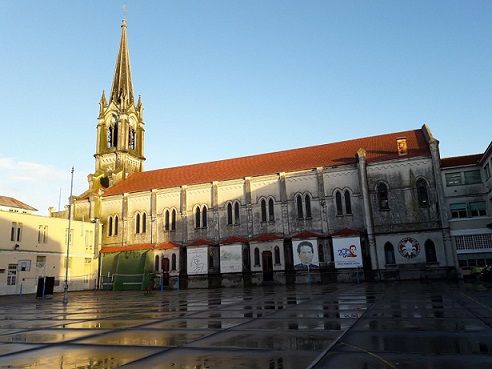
[110,19,134,107]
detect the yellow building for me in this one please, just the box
[0,196,100,296]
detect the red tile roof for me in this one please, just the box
[250,233,284,242]
[331,228,364,237]
[291,231,325,239]
[441,154,482,168]
[188,239,217,246]
[220,236,249,245]
[103,128,430,196]
[155,241,181,250]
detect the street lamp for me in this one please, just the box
[63,166,74,305]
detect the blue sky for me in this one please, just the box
[0,1,491,215]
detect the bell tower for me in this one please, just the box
[89,18,145,191]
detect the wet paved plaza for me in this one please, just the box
[0,280,491,368]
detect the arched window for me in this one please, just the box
[165,210,170,231]
[425,240,437,263]
[171,253,177,270]
[268,198,275,221]
[261,199,267,222]
[377,183,389,210]
[336,191,343,215]
[142,213,147,233]
[202,206,208,228]
[296,195,303,219]
[234,201,240,224]
[254,247,260,266]
[108,217,113,236]
[417,178,429,206]
[274,246,281,265]
[155,255,160,271]
[318,244,325,263]
[195,206,201,228]
[171,209,176,231]
[227,203,233,225]
[344,190,352,214]
[136,213,141,234]
[384,242,396,264]
[129,128,135,150]
[114,215,118,236]
[305,194,312,218]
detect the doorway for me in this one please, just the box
[262,251,273,282]
[161,257,170,286]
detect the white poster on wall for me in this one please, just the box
[333,237,363,269]
[187,247,208,275]
[292,239,319,270]
[220,244,242,273]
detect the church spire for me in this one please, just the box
[110,19,134,107]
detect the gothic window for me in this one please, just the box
[234,201,240,224]
[155,255,159,271]
[425,240,437,263]
[108,217,113,236]
[344,190,352,214]
[274,246,281,265]
[202,206,208,228]
[296,195,303,219]
[142,213,147,233]
[172,253,177,270]
[129,128,136,150]
[243,247,250,268]
[165,210,170,231]
[114,216,118,235]
[305,194,312,218]
[268,198,275,221]
[384,242,396,264]
[261,199,267,222]
[254,247,260,266]
[136,213,141,234]
[227,203,233,225]
[377,183,389,210]
[335,191,343,215]
[195,206,201,228]
[171,209,176,231]
[416,178,429,206]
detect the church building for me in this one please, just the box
[70,20,457,290]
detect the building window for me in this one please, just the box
[470,201,487,217]
[424,240,437,263]
[7,264,17,286]
[464,170,482,185]
[344,190,352,214]
[142,213,147,233]
[450,203,467,218]
[165,210,170,231]
[243,247,250,268]
[136,213,141,233]
[268,198,275,221]
[377,183,389,210]
[36,256,47,268]
[274,246,281,265]
[129,128,136,150]
[454,234,492,251]
[155,256,160,271]
[254,247,260,266]
[171,209,176,231]
[114,216,118,235]
[335,191,343,215]
[416,178,429,206]
[261,199,267,222]
[11,222,22,242]
[195,205,207,228]
[227,203,233,225]
[234,201,240,224]
[172,253,177,271]
[384,242,396,264]
[305,194,312,218]
[445,172,462,186]
[38,225,43,243]
[485,163,491,180]
[108,217,113,236]
[296,195,303,219]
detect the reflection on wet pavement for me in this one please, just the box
[0,281,490,368]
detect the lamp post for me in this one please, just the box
[63,167,74,304]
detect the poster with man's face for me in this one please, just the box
[292,240,319,270]
[332,237,363,269]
